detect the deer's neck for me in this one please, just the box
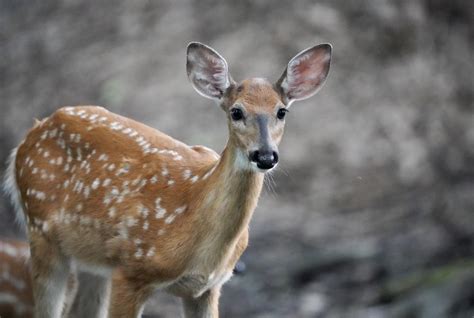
[196,141,264,253]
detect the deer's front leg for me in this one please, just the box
[72,272,111,318]
[107,271,151,318]
[182,288,221,318]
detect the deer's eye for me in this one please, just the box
[230,108,244,121]
[277,108,289,120]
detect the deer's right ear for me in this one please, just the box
[276,44,332,105]
[186,42,232,100]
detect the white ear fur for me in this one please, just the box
[277,44,332,104]
[186,42,232,100]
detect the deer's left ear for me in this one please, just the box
[276,44,332,104]
[186,42,233,100]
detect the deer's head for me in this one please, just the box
[187,42,331,172]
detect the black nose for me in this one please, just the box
[249,150,279,170]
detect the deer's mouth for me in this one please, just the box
[249,160,277,173]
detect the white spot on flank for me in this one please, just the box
[108,207,116,218]
[74,181,84,193]
[126,216,137,227]
[134,248,143,259]
[167,180,175,186]
[164,214,176,224]
[103,196,112,205]
[91,178,100,189]
[42,221,49,232]
[103,178,112,187]
[49,128,58,138]
[116,166,130,176]
[131,178,140,186]
[43,151,50,158]
[146,247,155,257]
[35,191,46,201]
[190,175,199,183]
[133,238,142,245]
[154,198,167,218]
[98,154,109,161]
[155,208,167,219]
[138,205,149,218]
[150,175,158,184]
[107,163,115,171]
[183,169,191,180]
[161,168,169,176]
[175,205,187,214]
[157,229,165,236]
[110,187,120,196]
[83,186,90,198]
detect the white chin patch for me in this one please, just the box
[249,161,276,173]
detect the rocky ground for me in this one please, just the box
[1,1,473,317]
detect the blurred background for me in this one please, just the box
[1,0,473,317]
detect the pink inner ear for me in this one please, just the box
[191,50,229,97]
[287,50,330,100]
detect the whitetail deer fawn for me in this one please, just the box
[0,239,79,318]
[4,42,331,317]
[0,240,33,318]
